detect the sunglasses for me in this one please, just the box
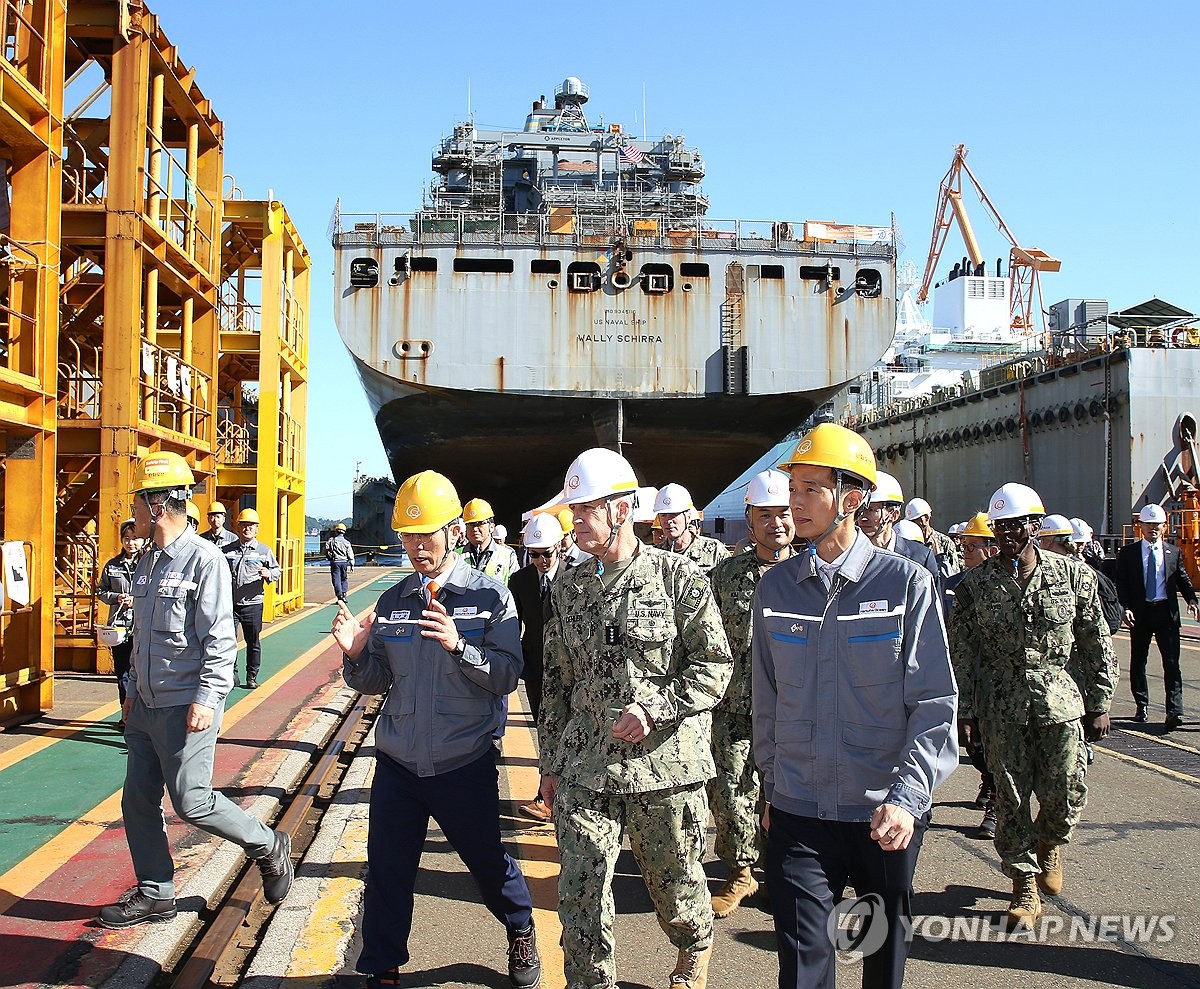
[527,549,556,559]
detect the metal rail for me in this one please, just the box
[169,693,377,989]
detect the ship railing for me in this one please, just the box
[217,415,254,466]
[333,211,897,257]
[139,338,212,441]
[57,338,103,420]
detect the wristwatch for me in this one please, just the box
[449,638,466,658]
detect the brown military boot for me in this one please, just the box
[1007,873,1042,928]
[668,946,711,989]
[711,867,759,918]
[1036,841,1064,895]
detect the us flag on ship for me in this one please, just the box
[620,140,645,165]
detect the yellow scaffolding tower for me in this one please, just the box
[0,0,65,724]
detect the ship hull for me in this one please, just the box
[353,354,831,524]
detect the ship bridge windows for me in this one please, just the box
[680,262,709,278]
[639,263,674,295]
[531,259,562,274]
[568,261,602,292]
[349,257,379,287]
[411,256,438,272]
[453,257,515,273]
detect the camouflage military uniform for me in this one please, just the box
[673,533,730,574]
[949,547,1116,877]
[540,547,733,989]
[708,549,770,870]
[927,528,963,577]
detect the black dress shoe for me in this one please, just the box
[98,890,178,928]
[246,677,259,690]
[1165,714,1184,732]
[1133,706,1149,723]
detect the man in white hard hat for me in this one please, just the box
[858,471,941,588]
[905,497,962,578]
[655,482,730,573]
[631,485,659,545]
[538,448,733,989]
[754,424,958,989]
[949,482,1115,927]
[707,469,794,919]
[510,512,564,822]
[1115,504,1199,730]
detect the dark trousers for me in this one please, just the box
[330,562,350,600]
[1130,601,1184,716]
[233,602,264,679]
[113,639,133,706]
[356,749,533,975]
[523,675,543,724]
[765,807,927,989]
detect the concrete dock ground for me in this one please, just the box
[2,572,1199,988]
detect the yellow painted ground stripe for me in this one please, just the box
[1116,727,1200,756]
[0,600,377,918]
[502,688,566,989]
[1102,746,1200,786]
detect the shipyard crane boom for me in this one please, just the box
[916,144,1061,335]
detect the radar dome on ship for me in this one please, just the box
[556,76,589,104]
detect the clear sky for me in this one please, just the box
[149,0,1199,519]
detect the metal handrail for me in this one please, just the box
[144,129,216,270]
[139,338,212,440]
[57,338,103,419]
[2,0,47,91]
[217,416,254,465]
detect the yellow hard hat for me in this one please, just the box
[778,423,877,488]
[237,508,260,524]
[961,512,995,539]
[555,507,575,533]
[334,522,347,532]
[185,501,201,523]
[393,470,462,533]
[462,498,495,525]
[132,451,195,494]
[651,517,662,530]
[208,501,227,515]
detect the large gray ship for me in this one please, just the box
[331,78,897,524]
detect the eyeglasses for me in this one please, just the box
[527,549,556,559]
[465,521,490,529]
[992,517,1034,533]
[399,531,438,546]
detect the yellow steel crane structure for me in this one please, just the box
[916,144,1061,335]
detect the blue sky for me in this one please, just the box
[150,0,1199,519]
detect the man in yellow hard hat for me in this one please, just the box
[185,501,201,531]
[202,501,238,551]
[325,522,355,602]
[330,470,540,989]
[539,448,733,989]
[98,452,292,929]
[754,423,958,988]
[556,505,592,567]
[222,508,281,689]
[461,498,520,586]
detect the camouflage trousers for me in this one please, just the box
[706,711,762,870]
[979,717,1087,877]
[556,781,713,989]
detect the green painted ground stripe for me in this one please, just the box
[0,575,398,875]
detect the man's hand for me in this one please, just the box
[331,601,373,658]
[1084,711,1111,741]
[959,717,979,751]
[539,774,558,808]
[419,598,461,653]
[1188,603,1200,622]
[870,803,916,851]
[122,695,134,723]
[1124,608,1136,629]
[118,593,133,607]
[611,703,654,743]
[762,802,771,832]
[186,703,214,733]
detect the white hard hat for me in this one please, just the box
[948,522,964,536]
[632,487,659,524]
[745,469,790,508]
[523,513,564,549]
[494,524,508,543]
[987,482,1046,522]
[1138,504,1167,524]
[562,448,639,505]
[1039,514,1073,537]
[904,497,932,521]
[1069,518,1092,544]
[869,471,904,505]
[893,519,924,542]
[654,482,695,515]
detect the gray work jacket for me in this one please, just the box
[342,557,522,777]
[326,534,355,566]
[224,539,282,605]
[752,532,958,822]
[97,552,138,626]
[128,527,237,710]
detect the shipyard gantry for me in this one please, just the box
[0,0,309,724]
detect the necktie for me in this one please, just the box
[541,575,550,598]
[819,563,839,590]
[1145,548,1158,602]
[427,580,440,606]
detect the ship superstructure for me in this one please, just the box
[332,78,897,523]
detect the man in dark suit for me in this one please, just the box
[1115,504,1200,731]
[509,512,564,821]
